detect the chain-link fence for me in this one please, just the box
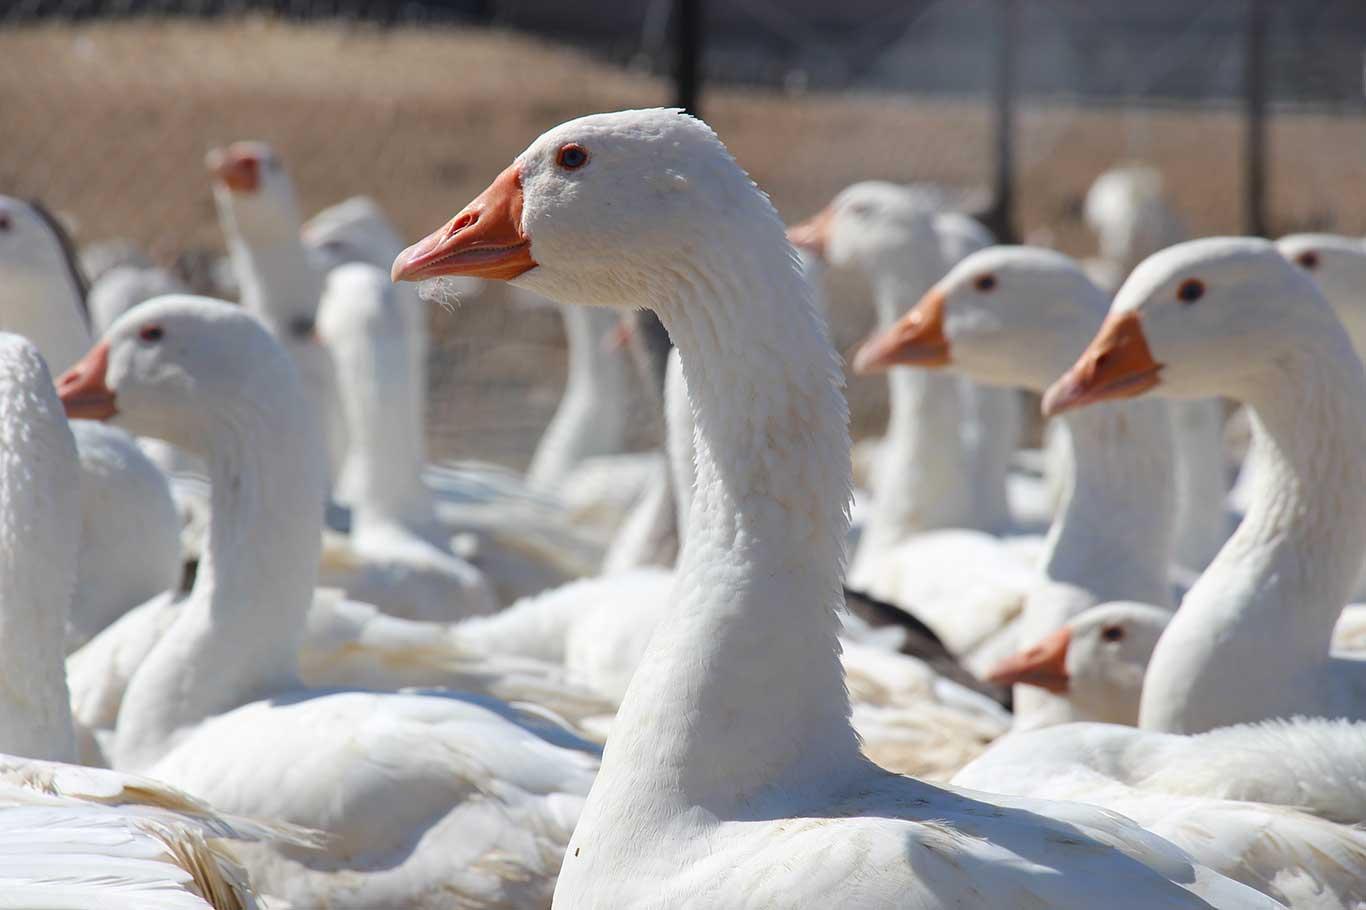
[4,1,1364,462]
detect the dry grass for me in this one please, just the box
[3,18,1364,461]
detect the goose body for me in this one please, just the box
[57,296,603,906]
[392,108,1280,909]
[1044,237,1366,733]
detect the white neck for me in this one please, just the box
[330,309,433,529]
[1041,400,1176,610]
[526,304,630,490]
[582,234,862,822]
[0,380,78,762]
[228,238,322,331]
[852,270,974,578]
[115,386,324,770]
[1141,336,1366,732]
[1,262,92,375]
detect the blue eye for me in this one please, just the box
[556,144,589,170]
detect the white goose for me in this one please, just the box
[0,195,181,646]
[57,295,602,906]
[314,262,497,621]
[0,331,310,910]
[1082,164,1229,576]
[391,107,1280,909]
[1043,237,1366,732]
[854,246,1177,727]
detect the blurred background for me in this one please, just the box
[4,0,1364,464]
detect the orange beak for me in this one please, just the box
[392,163,536,283]
[1041,311,1163,417]
[851,287,951,374]
[985,627,1070,693]
[56,341,118,421]
[207,145,261,194]
[786,205,835,259]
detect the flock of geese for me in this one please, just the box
[0,106,1364,908]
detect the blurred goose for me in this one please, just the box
[0,195,181,644]
[1044,237,1366,732]
[391,107,1279,909]
[855,246,1177,722]
[58,296,602,907]
[0,331,313,909]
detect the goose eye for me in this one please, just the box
[974,274,997,292]
[1101,625,1125,643]
[139,325,164,343]
[1296,251,1319,270]
[0,214,10,232]
[1177,279,1205,304]
[556,144,589,170]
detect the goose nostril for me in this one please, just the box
[448,211,478,236]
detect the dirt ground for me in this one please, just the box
[4,18,1364,463]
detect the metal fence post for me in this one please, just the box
[673,0,703,116]
[983,0,1018,243]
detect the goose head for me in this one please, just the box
[852,246,1109,391]
[1276,233,1366,354]
[55,295,307,458]
[206,141,302,245]
[787,181,934,274]
[986,602,1170,725]
[1043,237,1338,415]
[393,109,778,310]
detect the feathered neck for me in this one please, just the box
[525,303,630,491]
[850,269,973,583]
[0,367,79,762]
[579,210,863,824]
[1042,399,1175,609]
[1141,331,1366,732]
[115,375,325,770]
[329,301,433,529]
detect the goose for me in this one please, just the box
[392,107,1281,908]
[0,195,183,644]
[854,246,1177,710]
[57,294,602,906]
[1043,237,1366,732]
[788,181,1019,553]
[206,141,348,484]
[88,264,187,336]
[0,330,314,909]
[1082,165,1230,576]
[314,262,497,621]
